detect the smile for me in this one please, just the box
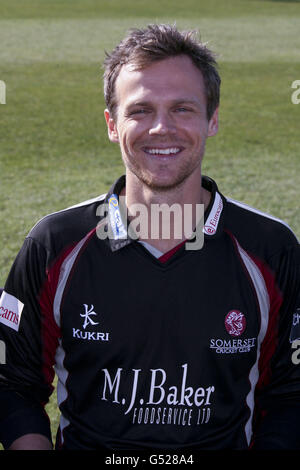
[143,147,181,156]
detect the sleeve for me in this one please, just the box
[251,240,300,449]
[0,237,60,449]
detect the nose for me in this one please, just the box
[148,112,176,136]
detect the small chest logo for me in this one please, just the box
[80,304,99,329]
[225,310,246,337]
[72,304,109,342]
[210,310,255,354]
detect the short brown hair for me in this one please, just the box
[103,24,221,121]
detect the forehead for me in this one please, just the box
[114,55,206,107]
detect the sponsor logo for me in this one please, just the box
[209,198,223,227]
[203,226,216,235]
[0,306,18,326]
[108,194,127,240]
[100,363,214,427]
[225,310,246,336]
[290,308,300,343]
[80,304,99,329]
[0,291,24,331]
[72,329,109,341]
[293,310,300,327]
[203,194,223,236]
[72,304,109,342]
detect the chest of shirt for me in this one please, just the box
[57,237,261,368]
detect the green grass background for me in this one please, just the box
[0,0,299,447]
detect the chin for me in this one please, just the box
[140,173,189,193]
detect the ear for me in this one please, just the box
[104,109,119,143]
[207,107,219,137]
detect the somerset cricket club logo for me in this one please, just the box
[209,310,254,353]
[225,310,246,337]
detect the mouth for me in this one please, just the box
[143,146,182,157]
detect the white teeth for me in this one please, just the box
[147,148,180,155]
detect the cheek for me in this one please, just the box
[119,122,146,150]
[180,117,207,136]
[118,133,137,159]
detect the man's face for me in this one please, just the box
[105,55,218,191]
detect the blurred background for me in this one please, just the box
[0,0,299,443]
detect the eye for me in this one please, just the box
[128,108,150,116]
[175,106,192,113]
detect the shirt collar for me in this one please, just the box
[201,176,225,237]
[102,175,225,252]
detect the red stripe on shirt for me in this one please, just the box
[158,240,186,263]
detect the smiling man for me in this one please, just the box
[105,55,218,191]
[0,24,300,451]
[104,54,217,252]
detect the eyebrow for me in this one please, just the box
[172,99,200,106]
[126,101,151,108]
[126,99,200,108]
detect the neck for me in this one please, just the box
[121,170,211,253]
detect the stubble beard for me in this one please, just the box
[123,147,205,194]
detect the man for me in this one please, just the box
[0,24,299,451]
